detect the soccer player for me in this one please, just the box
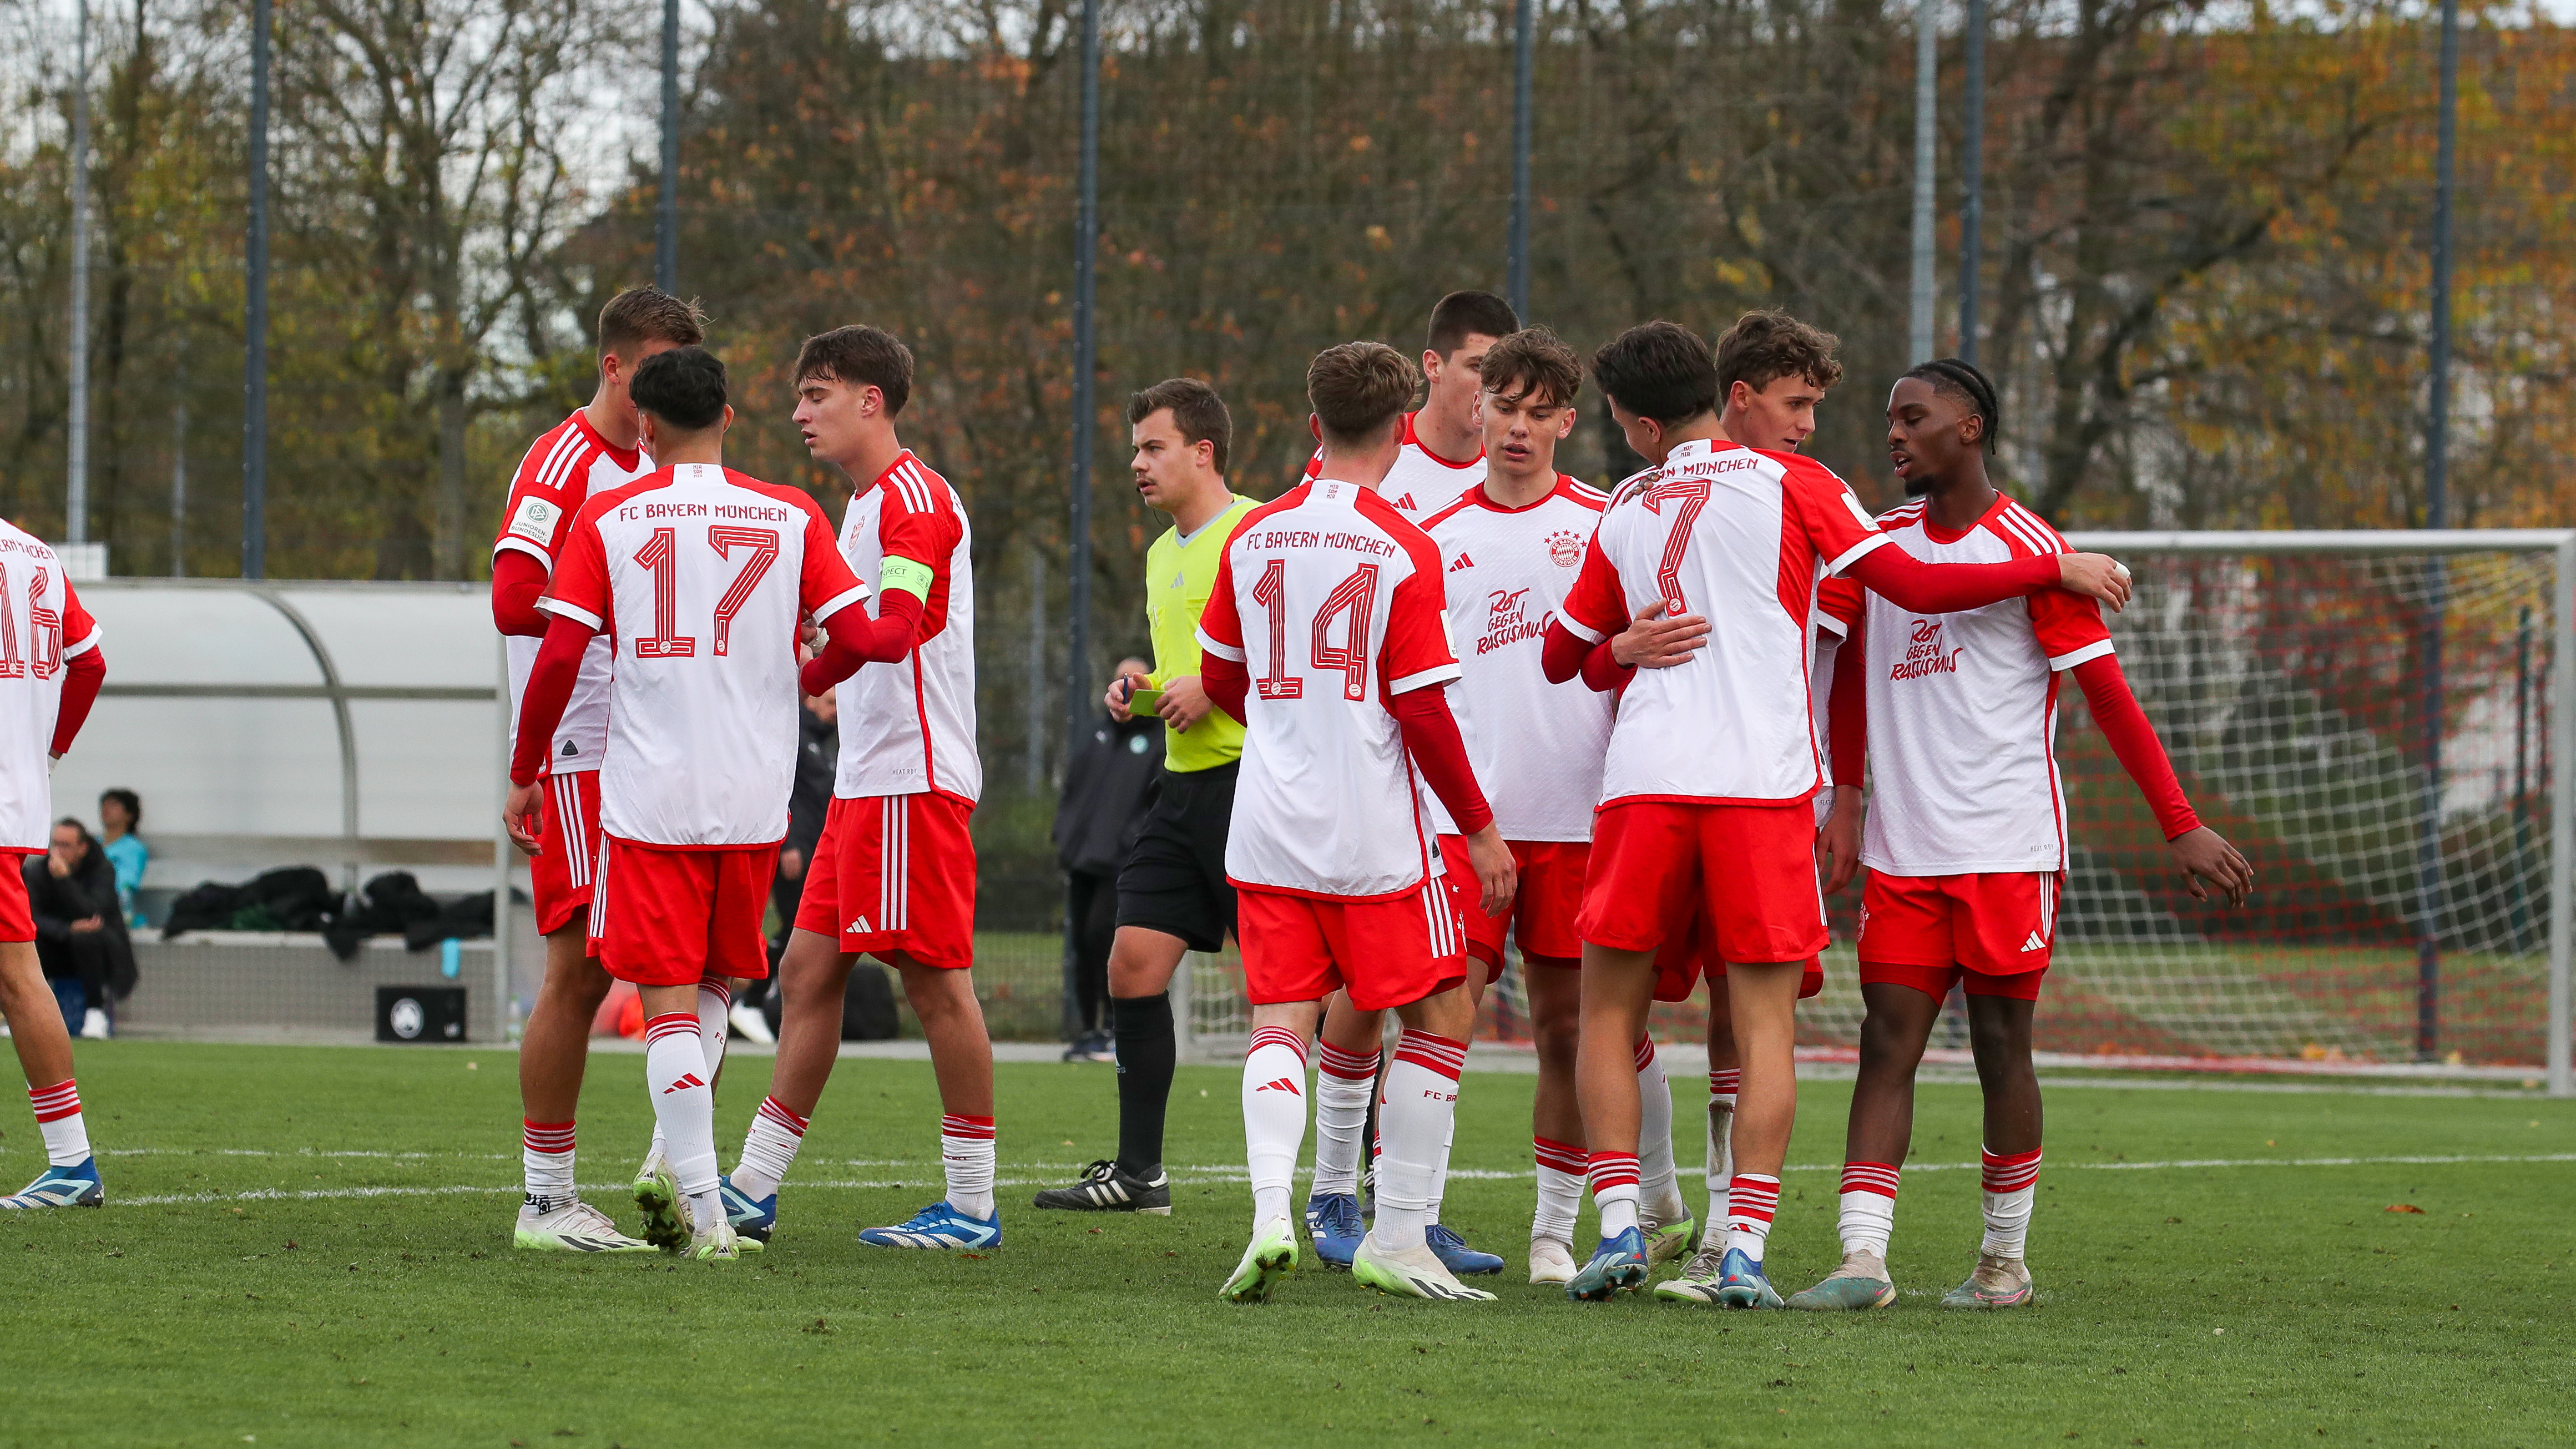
[504,346,910,1259]
[1602,311,1865,1288]
[1407,326,1706,1286]
[1538,321,2136,1307]
[491,287,703,1253]
[723,326,1001,1250]
[1786,359,2252,1312]
[1032,379,1258,1215]
[0,527,107,1210]
[1304,290,1517,522]
[1198,341,1515,1303]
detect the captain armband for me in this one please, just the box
[880,556,935,602]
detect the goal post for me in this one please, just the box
[2059,529,2572,1095]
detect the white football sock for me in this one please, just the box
[1532,1136,1585,1243]
[696,978,732,1081]
[1425,1114,1455,1226]
[1705,1067,1739,1226]
[1308,1041,1377,1198]
[1634,1036,1683,1218]
[1241,1026,1311,1227]
[1838,1161,1901,1260]
[643,1013,718,1209]
[730,1095,807,1202]
[1724,1173,1781,1261]
[28,1079,89,1167]
[521,1118,576,1201]
[1588,1151,1641,1239]
[1370,1029,1466,1252]
[941,1114,997,1219]
[1979,1146,2041,1259]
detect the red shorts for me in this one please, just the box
[1651,908,1824,1003]
[1857,870,2060,1001]
[586,836,777,987]
[1437,836,1588,982]
[0,853,33,942]
[1577,800,1829,965]
[531,770,604,937]
[1235,880,1467,1012]
[795,792,978,971]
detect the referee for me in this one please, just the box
[1034,378,1257,1215]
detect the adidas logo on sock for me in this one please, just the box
[661,1073,705,1094]
[1254,1077,1301,1095]
[2021,931,2047,952]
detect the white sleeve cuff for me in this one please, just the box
[1815,613,1849,640]
[536,597,604,630]
[1824,532,1891,578]
[62,627,101,659]
[1556,612,1607,645]
[1387,662,1463,696]
[2048,638,2116,672]
[1195,628,1245,664]
[810,583,871,624]
[492,537,556,574]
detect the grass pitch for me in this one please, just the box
[6,1042,2572,1447]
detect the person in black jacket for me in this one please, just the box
[25,819,136,1040]
[1052,657,1163,1061]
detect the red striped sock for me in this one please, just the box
[1709,1068,1741,1100]
[733,1096,809,1201]
[28,1078,88,1167]
[1841,1161,1901,1198]
[1838,1160,1900,1258]
[941,1114,998,1219]
[1981,1145,2042,1194]
[1724,1173,1782,1258]
[521,1118,576,1199]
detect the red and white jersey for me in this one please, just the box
[0,523,100,852]
[1304,412,1486,523]
[1197,478,1461,899]
[1418,476,1612,841]
[1858,493,2114,876]
[1557,439,1888,808]
[493,410,654,775]
[541,463,868,848]
[831,451,981,803]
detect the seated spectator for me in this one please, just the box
[97,788,148,928]
[27,819,136,1040]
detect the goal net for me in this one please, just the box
[1182,531,2573,1081]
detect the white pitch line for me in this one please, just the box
[88,1152,2576,1208]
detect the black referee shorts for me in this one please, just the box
[1114,761,1238,953]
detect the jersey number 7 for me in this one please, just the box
[1250,558,1380,703]
[632,524,781,659]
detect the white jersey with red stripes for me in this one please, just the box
[1196,478,1461,900]
[832,451,982,804]
[1304,412,1486,523]
[1857,492,2114,876]
[540,463,869,847]
[1555,438,1889,808]
[493,410,654,776]
[0,522,101,852]
[1418,475,1612,840]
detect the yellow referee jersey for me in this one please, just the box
[1144,492,1259,774]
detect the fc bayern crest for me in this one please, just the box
[1546,529,1584,568]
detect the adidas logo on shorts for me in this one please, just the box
[850,917,873,935]
[2021,931,2047,952]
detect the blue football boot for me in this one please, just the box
[1425,1223,1506,1276]
[1714,1246,1784,1309]
[1,1158,103,1209]
[718,1175,775,1249]
[1566,1225,1649,1301]
[1304,1191,1365,1270]
[857,1199,1003,1250]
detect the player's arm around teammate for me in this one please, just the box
[491,289,701,1254]
[1032,381,1258,1215]
[0,552,108,1210]
[1786,359,2252,1314]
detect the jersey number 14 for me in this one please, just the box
[1250,558,1380,703]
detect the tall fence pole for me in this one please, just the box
[1957,0,1983,365]
[2552,536,2573,1097]
[1506,0,1534,318]
[1909,0,1936,364]
[68,0,90,546]
[656,0,679,293]
[2415,0,2460,1061]
[243,0,270,580]
[1064,0,1100,758]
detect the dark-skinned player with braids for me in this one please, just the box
[1786,359,2254,1312]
